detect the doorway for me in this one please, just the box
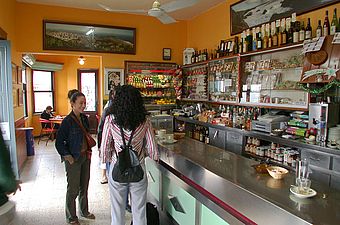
[78,69,98,134]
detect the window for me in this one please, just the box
[22,65,28,117]
[33,70,54,113]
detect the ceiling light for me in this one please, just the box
[86,28,94,35]
[78,56,86,65]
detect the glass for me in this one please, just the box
[296,158,310,180]
[296,178,311,195]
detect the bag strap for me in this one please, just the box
[70,114,88,137]
[119,126,135,149]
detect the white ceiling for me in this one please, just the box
[16,0,226,20]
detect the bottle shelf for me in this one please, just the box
[243,152,294,171]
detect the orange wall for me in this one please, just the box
[187,0,340,50]
[0,0,25,121]
[30,55,101,136]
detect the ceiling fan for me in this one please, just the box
[98,0,198,24]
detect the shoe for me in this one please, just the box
[68,219,80,224]
[82,213,95,219]
[100,179,108,184]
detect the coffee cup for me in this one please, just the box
[165,134,174,142]
[157,129,166,138]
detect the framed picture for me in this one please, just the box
[17,66,22,84]
[104,68,124,95]
[12,89,18,108]
[18,89,24,106]
[163,48,171,60]
[230,0,338,35]
[43,20,136,54]
[11,63,17,84]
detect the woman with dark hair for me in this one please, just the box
[100,85,158,225]
[55,91,95,225]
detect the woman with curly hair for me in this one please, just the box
[100,85,158,225]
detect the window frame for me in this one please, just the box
[32,69,55,113]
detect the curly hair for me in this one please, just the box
[108,85,146,131]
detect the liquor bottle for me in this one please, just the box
[293,21,300,43]
[191,51,195,64]
[323,10,330,36]
[272,27,278,46]
[233,36,239,54]
[256,27,262,50]
[246,29,252,52]
[276,20,282,46]
[316,20,322,38]
[287,18,293,43]
[281,18,287,45]
[263,28,268,49]
[305,18,312,40]
[239,32,244,54]
[267,23,272,48]
[205,128,210,144]
[252,28,257,51]
[330,8,339,35]
[299,21,305,42]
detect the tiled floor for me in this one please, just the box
[11,138,132,225]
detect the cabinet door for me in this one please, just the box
[301,150,331,170]
[145,158,160,202]
[209,128,226,149]
[162,175,196,225]
[330,173,340,191]
[201,204,230,225]
[332,156,340,173]
[309,166,330,186]
[226,132,243,155]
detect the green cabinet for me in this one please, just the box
[162,175,196,225]
[201,204,230,225]
[145,158,160,202]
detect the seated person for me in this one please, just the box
[40,106,59,129]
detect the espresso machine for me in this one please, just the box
[309,103,340,144]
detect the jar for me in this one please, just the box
[271,150,275,159]
[255,139,261,146]
[271,142,276,150]
[283,151,289,164]
[247,137,252,144]
[259,148,265,157]
[267,149,271,158]
[274,153,278,161]
[277,154,283,162]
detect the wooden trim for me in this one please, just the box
[0,26,7,40]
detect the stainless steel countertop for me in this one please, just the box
[158,138,340,225]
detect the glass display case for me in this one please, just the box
[125,61,177,106]
[208,56,239,103]
[240,48,308,110]
[182,62,208,101]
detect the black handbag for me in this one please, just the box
[112,127,144,183]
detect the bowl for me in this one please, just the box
[267,166,289,180]
[173,132,185,140]
[252,163,269,174]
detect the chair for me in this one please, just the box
[38,118,58,146]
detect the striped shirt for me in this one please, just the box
[100,114,158,164]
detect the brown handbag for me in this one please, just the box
[71,114,96,149]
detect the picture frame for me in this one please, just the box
[163,48,171,61]
[18,89,24,106]
[43,20,136,54]
[104,68,124,95]
[12,89,18,108]
[17,66,22,84]
[230,0,339,35]
[11,63,17,84]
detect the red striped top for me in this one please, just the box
[100,115,159,164]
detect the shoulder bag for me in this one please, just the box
[112,126,144,183]
[70,114,96,150]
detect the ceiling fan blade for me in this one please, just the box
[161,0,198,13]
[98,3,147,14]
[156,12,177,24]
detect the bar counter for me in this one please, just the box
[157,138,340,225]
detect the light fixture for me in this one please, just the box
[78,56,86,65]
[86,28,94,36]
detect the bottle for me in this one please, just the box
[305,18,312,40]
[299,21,305,42]
[293,21,300,43]
[246,29,252,52]
[277,20,282,46]
[205,128,210,144]
[316,20,322,38]
[330,8,339,35]
[281,18,287,45]
[323,10,330,36]
[287,18,293,43]
[191,51,195,64]
[267,23,272,48]
[256,27,262,50]
[252,28,257,51]
[272,27,278,46]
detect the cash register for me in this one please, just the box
[252,111,289,133]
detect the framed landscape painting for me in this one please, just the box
[43,20,136,54]
[230,0,338,35]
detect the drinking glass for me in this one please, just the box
[296,178,311,195]
[296,158,309,181]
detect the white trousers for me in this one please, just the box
[109,162,147,225]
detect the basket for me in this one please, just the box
[267,166,288,180]
[173,132,185,140]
